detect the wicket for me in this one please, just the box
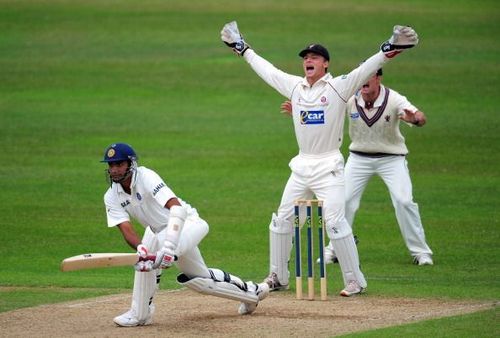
[294,199,327,301]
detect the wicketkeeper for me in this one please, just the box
[221,21,419,296]
[102,143,269,326]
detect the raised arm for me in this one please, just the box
[336,25,420,101]
[220,21,302,98]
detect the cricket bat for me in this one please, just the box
[60,253,150,272]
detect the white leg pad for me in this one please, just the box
[131,270,156,322]
[177,273,259,304]
[332,235,367,288]
[129,227,160,322]
[269,213,293,285]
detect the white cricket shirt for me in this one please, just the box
[244,49,388,156]
[104,166,194,233]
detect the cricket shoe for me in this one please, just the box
[413,253,433,266]
[113,306,154,327]
[238,282,270,315]
[263,272,289,292]
[339,280,365,297]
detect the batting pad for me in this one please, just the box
[269,214,293,285]
[131,270,156,321]
[332,235,367,288]
[177,274,259,304]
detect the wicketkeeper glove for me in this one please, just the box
[380,25,419,58]
[220,21,251,56]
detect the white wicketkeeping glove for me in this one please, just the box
[380,25,419,58]
[220,21,251,56]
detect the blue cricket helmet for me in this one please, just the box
[101,143,138,163]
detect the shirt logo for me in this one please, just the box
[350,111,360,119]
[121,200,130,208]
[152,183,165,196]
[136,192,142,200]
[300,110,325,125]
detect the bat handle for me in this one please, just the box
[139,255,157,262]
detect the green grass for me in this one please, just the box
[0,0,499,335]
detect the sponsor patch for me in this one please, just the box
[300,110,325,125]
[136,192,142,200]
[153,183,165,196]
[350,111,360,119]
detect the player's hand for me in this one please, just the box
[380,25,419,58]
[400,109,426,126]
[136,244,149,258]
[221,21,251,56]
[153,247,177,269]
[134,259,154,272]
[280,100,292,117]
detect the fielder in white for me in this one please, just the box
[338,68,433,265]
[221,21,419,296]
[102,143,269,327]
[283,69,433,266]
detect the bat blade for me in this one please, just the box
[60,253,139,272]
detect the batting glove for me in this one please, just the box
[221,21,251,56]
[153,247,177,269]
[380,25,419,58]
[136,244,149,258]
[134,259,154,272]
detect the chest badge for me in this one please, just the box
[300,110,325,125]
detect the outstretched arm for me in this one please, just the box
[220,21,302,98]
[339,25,420,101]
[400,109,427,127]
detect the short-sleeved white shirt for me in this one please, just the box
[104,166,194,233]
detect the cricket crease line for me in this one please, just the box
[65,288,184,308]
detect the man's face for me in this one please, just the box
[108,160,130,183]
[302,53,328,83]
[360,74,381,95]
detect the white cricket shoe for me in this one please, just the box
[238,282,270,315]
[263,272,289,292]
[339,280,365,297]
[413,254,433,266]
[113,306,154,327]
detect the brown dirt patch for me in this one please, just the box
[0,289,495,337]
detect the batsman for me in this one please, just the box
[102,143,269,326]
[221,21,420,296]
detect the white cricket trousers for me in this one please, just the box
[270,151,366,288]
[344,152,433,257]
